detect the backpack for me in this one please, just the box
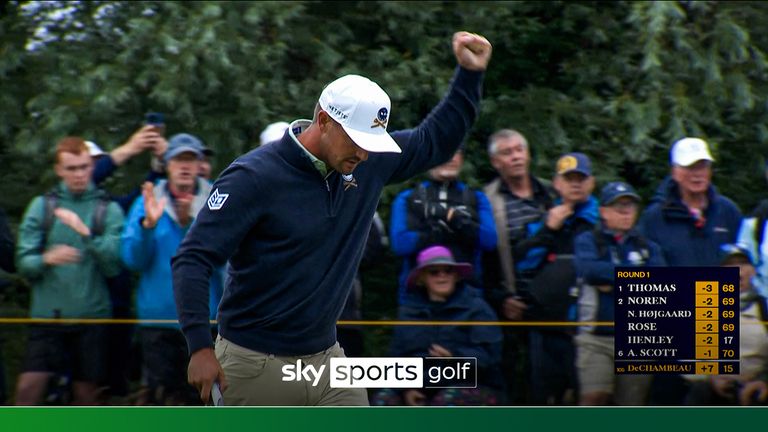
[39,190,111,250]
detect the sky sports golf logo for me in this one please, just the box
[281,357,477,389]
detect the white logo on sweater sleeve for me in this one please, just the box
[207,188,229,210]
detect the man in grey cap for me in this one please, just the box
[121,133,224,404]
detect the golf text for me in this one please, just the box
[281,357,477,388]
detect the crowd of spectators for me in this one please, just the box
[0,122,766,406]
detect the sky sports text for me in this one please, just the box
[281,357,477,388]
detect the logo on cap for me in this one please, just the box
[327,105,349,120]
[371,107,388,129]
[557,156,578,174]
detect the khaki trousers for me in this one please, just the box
[215,336,369,406]
[575,332,651,405]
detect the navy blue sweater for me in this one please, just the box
[173,67,484,355]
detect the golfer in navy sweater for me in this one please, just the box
[172,32,492,405]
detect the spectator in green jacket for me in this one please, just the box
[14,137,124,405]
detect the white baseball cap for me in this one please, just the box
[85,140,105,157]
[259,121,290,146]
[319,74,401,154]
[670,137,715,167]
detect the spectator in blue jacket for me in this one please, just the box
[121,134,224,405]
[390,149,497,303]
[639,137,742,405]
[574,181,665,405]
[639,138,742,266]
[371,245,503,406]
[514,152,599,405]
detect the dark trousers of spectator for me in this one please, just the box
[139,327,200,405]
[529,330,577,405]
[501,328,530,405]
[105,270,136,398]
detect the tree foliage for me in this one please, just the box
[2,1,767,215]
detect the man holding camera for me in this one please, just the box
[390,149,497,302]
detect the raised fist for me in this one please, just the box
[452,31,492,71]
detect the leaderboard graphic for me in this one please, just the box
[614,266,740,375]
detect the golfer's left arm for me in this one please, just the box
[172,163,262,355]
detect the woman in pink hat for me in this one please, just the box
[371,245,503,406]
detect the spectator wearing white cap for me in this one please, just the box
[172,32,492,406]
[259,121,290,146]
[639,137,742,405]
[640,137,742,266]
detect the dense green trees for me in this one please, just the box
[2,1,767,215]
